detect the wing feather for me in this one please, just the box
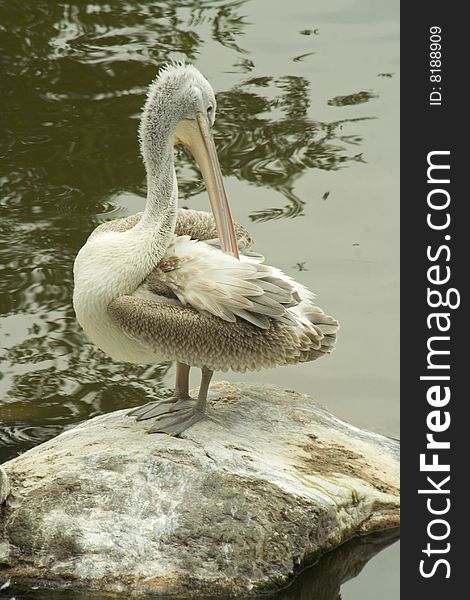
[107,296,331,372]
[134,236,300,328]
[90,209,339,351]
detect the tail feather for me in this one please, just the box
[298,303,340,357]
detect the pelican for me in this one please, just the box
[73,63,339,435]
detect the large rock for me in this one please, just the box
[0,382,399,596]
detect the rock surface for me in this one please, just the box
[0,467,9,505]
[0,382,399,597]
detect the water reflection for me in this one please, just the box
[272,529,399,600]
[328,90,378,107]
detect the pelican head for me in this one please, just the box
[140,62,239,258]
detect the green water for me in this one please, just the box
[0,0,399,597]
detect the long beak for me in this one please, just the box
[178,113,239,259]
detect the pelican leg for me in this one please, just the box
[197,366,213,409]
[128,362,192,420]
[146,366,213,435]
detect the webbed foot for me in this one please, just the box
[146,401,205,436]
[129,397,205,436]
[129,363,212,436]
[128,396,191,420]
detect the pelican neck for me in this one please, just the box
[135,112,178,239]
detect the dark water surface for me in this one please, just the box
[0,0,399,598]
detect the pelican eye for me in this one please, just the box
[207,104,214,117]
